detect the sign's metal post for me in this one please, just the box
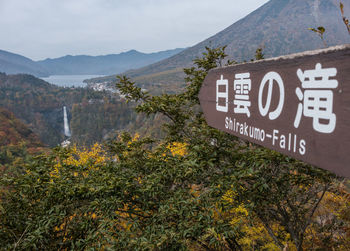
[199,45,350,178]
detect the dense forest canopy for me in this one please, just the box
[0,73,155,146]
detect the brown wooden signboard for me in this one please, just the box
[199,45,350,178]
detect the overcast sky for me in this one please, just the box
[0,0,269,60]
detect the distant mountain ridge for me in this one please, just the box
[0,48,185,77]
[0,49,48,77]
[36,48,185,75]
[120,0,350,82]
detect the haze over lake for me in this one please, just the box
[41,75,104,87]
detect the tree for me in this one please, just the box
[308,26,327,47]
[0,46,347,250]
[340,2,350,35]
[116,46,341,250]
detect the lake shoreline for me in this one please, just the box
[41,74,105,87]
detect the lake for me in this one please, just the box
[41,75,104,87]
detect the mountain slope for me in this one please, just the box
[0,107,42,147]
[123,0,350,80]
[0,50,48,77]
[0,48,185,77]
[0,72,154,146]
[37,48,184,75]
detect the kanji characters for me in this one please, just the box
[233,73,251,117]
[294,63,338,133]
[216,75,228,112]
[258,71,285,120]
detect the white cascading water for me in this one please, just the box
[63,106,71,137]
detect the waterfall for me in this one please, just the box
[63,106,71,137]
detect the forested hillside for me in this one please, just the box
[0,108,42,147]
[0,107,44,176]
[0,73,152,146]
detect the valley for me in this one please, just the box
[0,73,153,146]
[1,0,349,148]
[0,0,349,249]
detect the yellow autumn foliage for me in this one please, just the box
[62,143,106,168]
[49,143,108,242]
[50,143,107,179]
[303,183,350,249]
[220,189,293,250]
[167,142,187,157]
